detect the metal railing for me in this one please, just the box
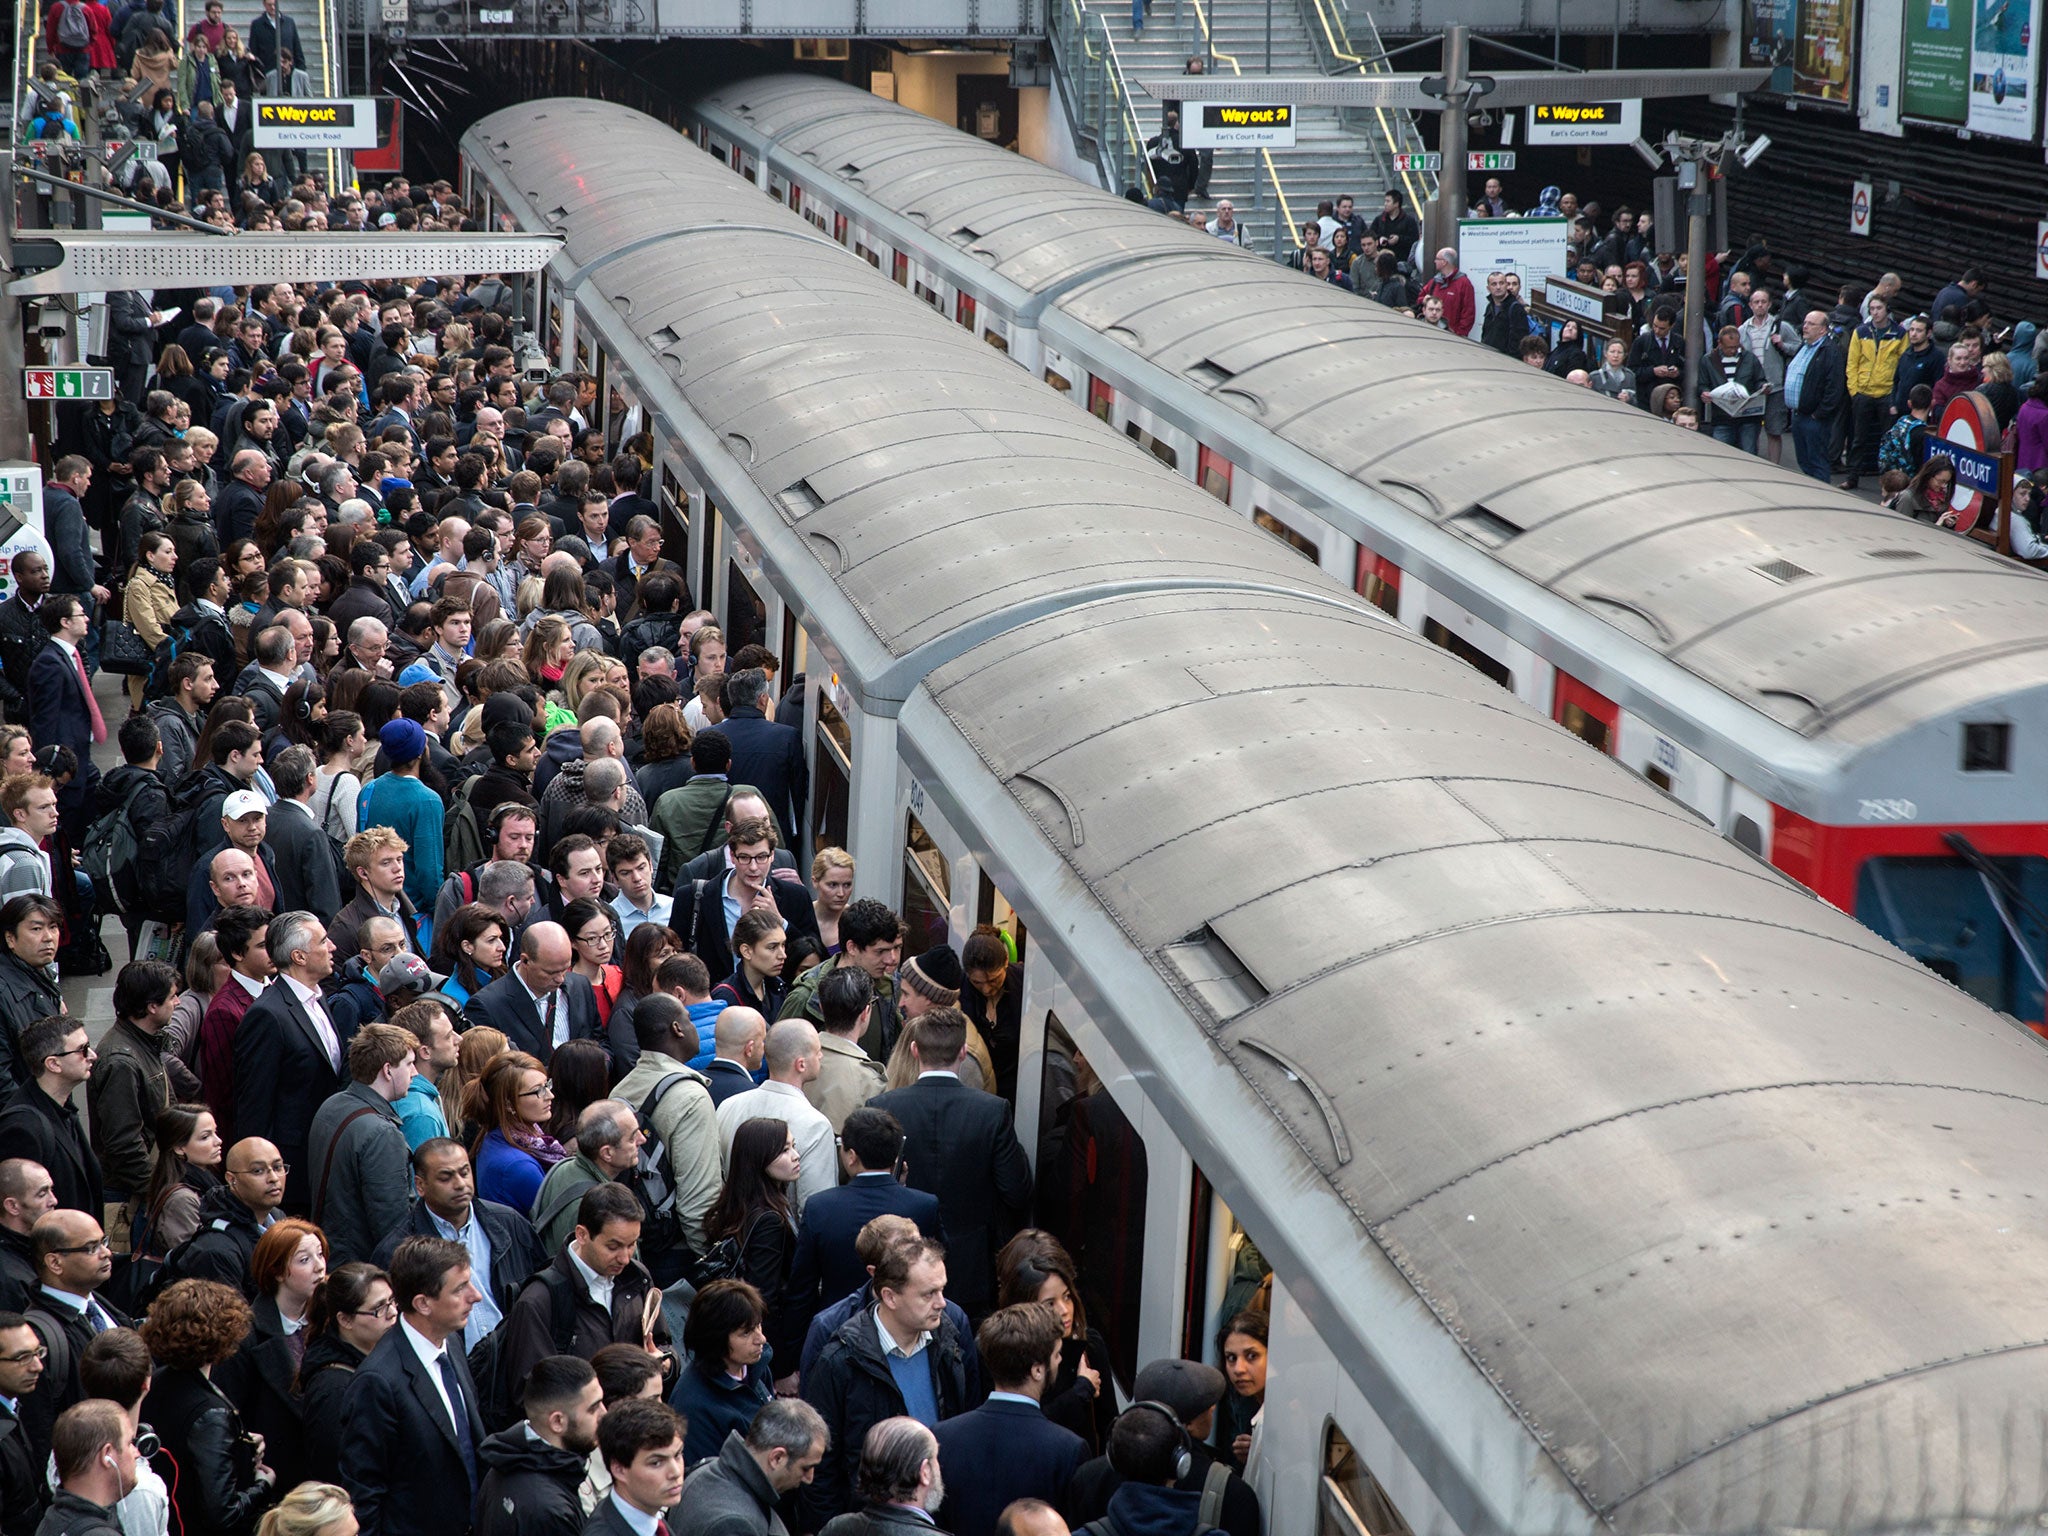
[1300,0,1436,214]
[1046,0,1155,197]
[1182,0,1296,253]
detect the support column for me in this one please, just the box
[1429,24,1469,269]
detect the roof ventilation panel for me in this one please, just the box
[1752,558,1817,584]
[1185,359,1236,390]
[1162,925,1271,1022]
[1448,505,1523,548]
[777,481,824,522]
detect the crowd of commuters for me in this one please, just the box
[0,129,1269,1531]
[1140,80,2048,554]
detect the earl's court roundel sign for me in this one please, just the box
[1937,390,2002,531]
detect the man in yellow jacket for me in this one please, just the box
[1846,296,1907,488]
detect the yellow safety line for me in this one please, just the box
[1305,0,1432,214]
[1185,0,1297,245]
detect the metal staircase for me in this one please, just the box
[1051,0,1433,257]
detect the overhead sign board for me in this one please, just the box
[22,368,113,401]
[1543,280,1609,324]
[254,98,379,149]
[1525,100,1643,143]
[1181,103,1297,147]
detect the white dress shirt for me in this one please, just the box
[281,972,342,1070]
[400,1317,462,1436]
[567,1243,614,1313]
[715,1079,837,1213]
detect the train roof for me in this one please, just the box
[465,98,2048,1533]
[698,77,2048,808]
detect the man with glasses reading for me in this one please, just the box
[461,921,599,1068]
[0,1018,100,1218]
[674,818,820,989]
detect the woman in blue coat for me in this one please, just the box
[672,1277,774,1464]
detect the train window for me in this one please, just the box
[1964,722,2013,772]
[1089,378,1115,422]
[1857,853,2048,1021]
[1730,815,1764,856]
[893,251,910,287]
[914,280,943,311]
[1253,508,1318,562]
[656,475,691,545]
[1422,618,1512,690]
[699,500,722,627]
[1045,368,1073,394]
[974,870,1027,965]
[1183,1167,1270,1366]
[1037,1013,1148,1395]
[1644,765,1674,792]
[1355,550,1401,617]
[811,696,851,856]
[901,813,951,961]
[834,212,848,245]
[956,293,978,330]
[856,243,880,269]
[724,559,765,655]
[1321,1423,1416,1536]
[1558,703,1611,753]
[1125,422,1179,471]
[786,182,802,211]
[984,330,1009,356]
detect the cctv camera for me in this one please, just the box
[1738,133,1771,168]
[1632,136,1663,170]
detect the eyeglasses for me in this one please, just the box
[49,1238,110,1255]
[731,850,774,866]
[0,1345,47,1365]
[577,929,613,947]
[518,1083,556,1099]
[47,1044,94,1062]
[344,1301,399,1321]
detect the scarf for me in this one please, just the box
[145,566,176,592]
[539,661,565,684]
[504,1122,569,1168]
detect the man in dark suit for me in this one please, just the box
[603,455,659,543]
[372,1137,543,1350]
[265,748,342,921]
[671,788,800,888]
[0,1018,101,1219]
[21,1208,128,1457]
[460,921,599,1067]
[338,1236,487,1536]
[0,1312,46,1534]
[936,1304,1088,1536]
[1790,306,1849,483]
[603,516,681,623]
[232,911,351,1214]
[213,451,272,547]
[790,1106,943,1316]
[670,819,818,985]
[716,670,807,848]
[867,1010,1032,1320]
[26,596,103,842]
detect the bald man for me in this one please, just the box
[20,1209,125,1456]
[998,1499,1072,1536]
[186,821,276,934]
[460,919,600,1066]
[0,1159,55,1311]
[159,1137,287,1298]
[713,1019,834,1211]
[703,1006,765,1107]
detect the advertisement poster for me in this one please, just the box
[1966,0,2042,137]
[1902,0,1971,120]
[1797,0,1857,101]
[1745,0,1798,93]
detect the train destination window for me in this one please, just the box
[1320,1423,1415,1536]
[1037,1014,1147,1394]
[1123,422,1178,470]
[1964,721,2013,772]
[1856,852,2048,1021]
[811,696,851,855]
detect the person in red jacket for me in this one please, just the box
[1418,247,1476,339]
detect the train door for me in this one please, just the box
[808,657,854,857]
[1552,674,1619,755]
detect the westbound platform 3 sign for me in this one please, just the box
[1181,103,1297,147]
[255,98,379,149]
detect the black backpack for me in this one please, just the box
[468,1266,576,1433]
[144,611,207,701]
[81,775,150,915]
[132,777,210,923]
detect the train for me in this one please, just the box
[680,75,2048,1032]
[460,96,2048,1536]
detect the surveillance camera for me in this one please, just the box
[1738,133,1771,168]
[1632,136,1663,169]
[33,304,68,339]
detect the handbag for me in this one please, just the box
[100,618,155,676]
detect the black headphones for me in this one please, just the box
[1125,1401,1193,1481]
[483,800,530,850]
[290,689,318,724]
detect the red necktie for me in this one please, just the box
[73,650,105,744]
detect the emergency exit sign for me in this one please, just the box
[22,368,114,401]
[1394,152,1443,171]
[1468,151,1517,171]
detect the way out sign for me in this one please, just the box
[1850,180,1873,237]
[1182,103,1297,148]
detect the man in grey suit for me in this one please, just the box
[264,746,342,920]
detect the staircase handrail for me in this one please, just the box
[1047,0,1155,197]
[1184,0,1296,248]
[1297,0,1435,213]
